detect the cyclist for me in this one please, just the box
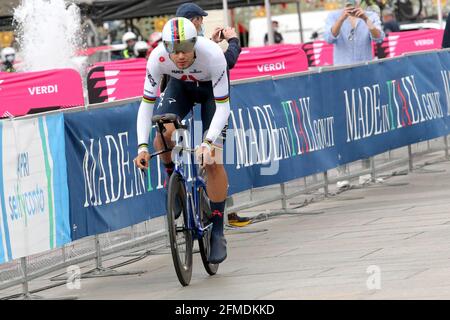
[134,17,230,264]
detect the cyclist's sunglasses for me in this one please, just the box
[163,38,197,54]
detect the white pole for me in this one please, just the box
[296,0,304,43]
[437,0,443,28]
[264,0,274,45]
[222,0,229,27]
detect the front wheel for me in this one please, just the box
[198,187,219,275]
[167,173,193,286]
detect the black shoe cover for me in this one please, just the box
[209,231,227,264]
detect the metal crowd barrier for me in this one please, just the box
[1,49,450,299]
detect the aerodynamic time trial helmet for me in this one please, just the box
[161,17,197,54]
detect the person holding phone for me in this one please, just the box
[324,0,385,188]
[324,0,385,66]
[175,3,241,70]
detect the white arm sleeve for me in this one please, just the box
[136,52,162,153]
[137,100,154,153]
[205,62,231,143]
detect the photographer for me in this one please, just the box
[324,0,384,66]
[324,0,385,187]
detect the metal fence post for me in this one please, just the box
[280,183,287,210]
[323,171,329,196]
[408,145,413,172]
[444,135,449,159]
[164,215,170,248]
[370,156,376,181]
[62,245,66,264]
[18,257,43,299]
[94,235,102,271]
[82,234,146,278]
[21,257,30,299]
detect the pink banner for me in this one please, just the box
[87,58,146,104]
[0,68,84,117]
[230,44,309,80]
[302,41,334,67]
[380,29,444,58]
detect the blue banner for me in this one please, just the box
[64,102,167,240]
[65,50,450,239]
[226,51,450,193]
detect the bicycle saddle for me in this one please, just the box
[152,113,180,124]
[152,113,187,129]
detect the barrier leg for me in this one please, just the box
[256,181,320,217]
[370,157,376,182]
[408,145,413,172]
[15,257,74,300]
[323,171,329,197]
[444,135,449,159]
[17,257,79,300]
[361,158,371,170]
[18,257,41,299]
[62,245,66,264]
[164,215,170,248]
[280,183,287,210]
[81,235,146,278]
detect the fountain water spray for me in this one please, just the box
[14,0,83,72]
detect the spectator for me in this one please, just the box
[324,0,385,187]
[382,7,400,34]
[175,2,241,70]
[264,21,284,45]
[324,0,385,66]
[443,14,450,48]
[1,47,16,72]
[121,31,137,59]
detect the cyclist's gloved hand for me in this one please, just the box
[134,151,151,170]
[196,140,215,167]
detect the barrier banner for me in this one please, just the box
[230,44,309,80]
[64,102,166,240]
[378,29,444,58]
[65,50,450,239]
[0,69,84,117]
[226,50,450,194]
[0,114,70,263]
[87,58,146,104]
[302,41,334,67]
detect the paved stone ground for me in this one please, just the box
[4,150,450,300]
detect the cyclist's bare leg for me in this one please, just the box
[205,163,228,203]
[153,123,175,165]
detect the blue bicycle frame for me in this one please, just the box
[171,114,212,241]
